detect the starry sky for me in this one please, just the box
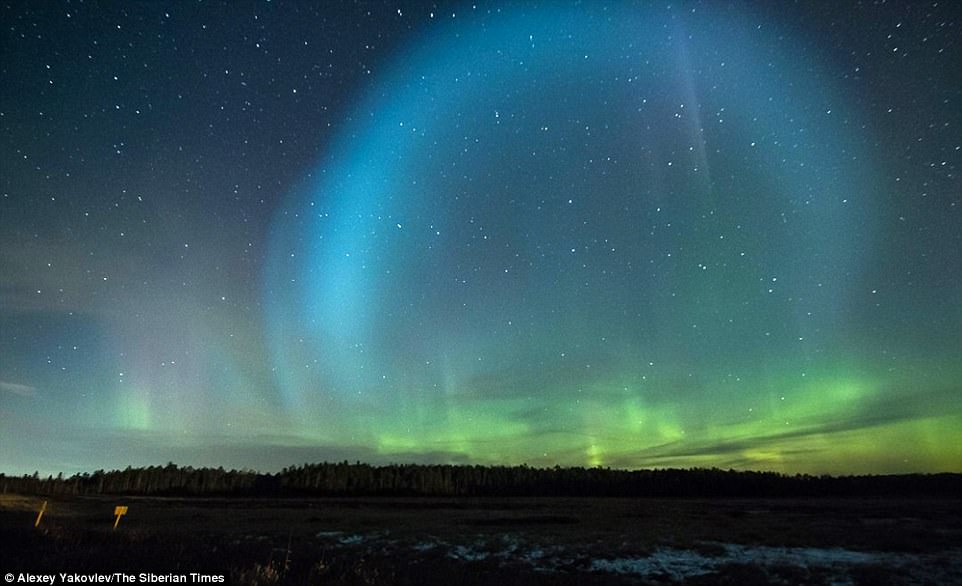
[1,1,960,477]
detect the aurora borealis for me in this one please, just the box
[1,2,960,476]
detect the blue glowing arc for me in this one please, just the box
[264,5,876,418]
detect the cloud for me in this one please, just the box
[0,381,37,397]
[622,384,962,464]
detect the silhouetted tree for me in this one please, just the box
[1,464,959,498]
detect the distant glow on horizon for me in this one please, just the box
[1,2,960,476]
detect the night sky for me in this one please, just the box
[2,1,960,477]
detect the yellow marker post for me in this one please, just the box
[113,505,128,529]
[34,500,47,528]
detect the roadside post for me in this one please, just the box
[34,500,47,527]
[113,505,128,529]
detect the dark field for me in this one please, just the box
[2,494,961,585]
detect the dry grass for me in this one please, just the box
[2,495,960,585]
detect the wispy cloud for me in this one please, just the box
[612,384,962,466]
[0,381,38,397]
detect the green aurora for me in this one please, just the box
[1,2,960,475]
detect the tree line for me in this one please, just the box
[2,462,959,498]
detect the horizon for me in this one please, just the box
[7,460,962,481]
[4,454,962,482]
[2,2,961,477]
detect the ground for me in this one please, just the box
[2,494,961,584]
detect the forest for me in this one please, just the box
[2,463,960,498]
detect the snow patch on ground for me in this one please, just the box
[590,548,719,580]
[337,534,365,545]
[723,543,881,567]
[448,544,489,561]
[315,530,962,584]
[587,543,962,584]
